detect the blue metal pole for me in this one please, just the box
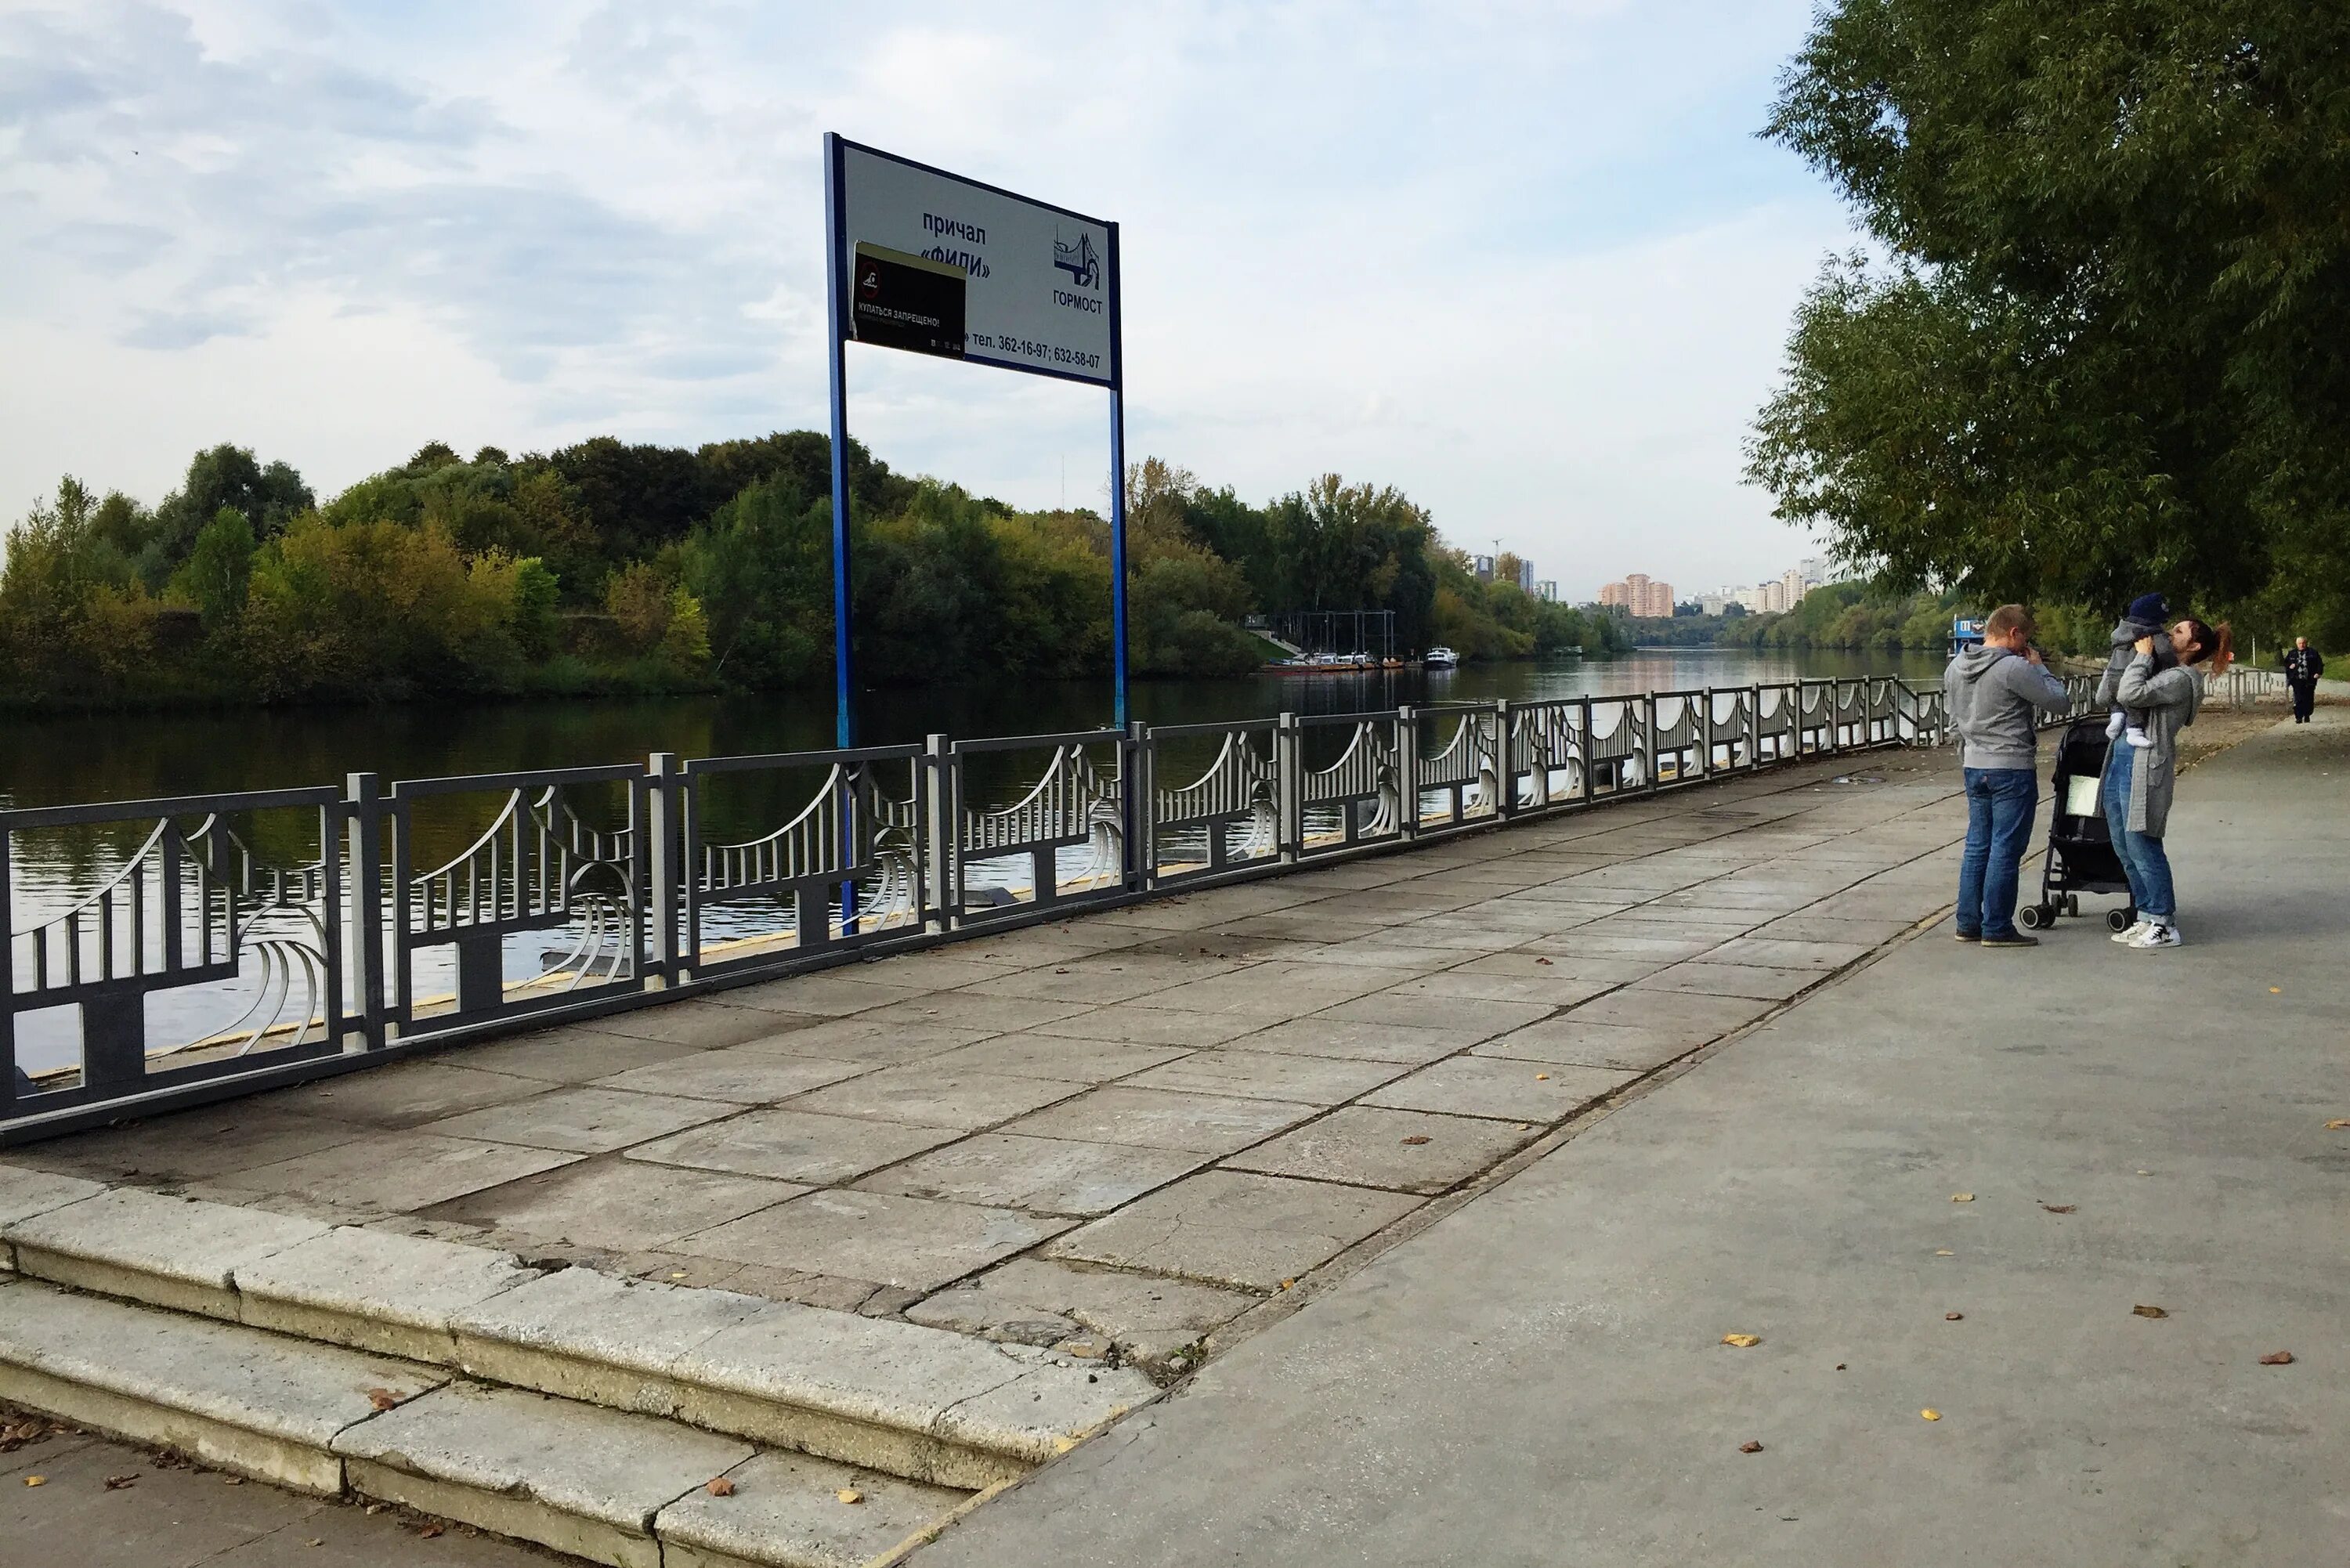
[823,132,856,750]
[1106,220,1129,729]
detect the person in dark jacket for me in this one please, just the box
[2283,637,2323,723]
[1944,604,2073,947]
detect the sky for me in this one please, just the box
[0,0,1856,600]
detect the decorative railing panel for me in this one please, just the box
[7,677,2001,1141]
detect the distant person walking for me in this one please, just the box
[2106,617,2232,948]
[1946,605,2073,948]
[2283,636,2323,723]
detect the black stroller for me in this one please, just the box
[2017,716,2137,931]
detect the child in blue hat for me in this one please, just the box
[2099,591,2176,748]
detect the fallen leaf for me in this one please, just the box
[705,1477,736,1497]
[1535,1072,1551,1081]
[23,1476,45,1487]
[307,1540,324,1548]
[367,1387,400,1411]
[1933,1249,1954,1257]
[364,1504,389,1516]
[223,1477,244,1487]
[2041,1204,2077,1214]
[1739,1440,1763,1454]
[1722,1333,1762,1348]
[103,1474,138,1490]
[1950,1193,1974,1203]
[2269,987,2281,994]
[1835,1363,1847,1371]
[1278,1278,1295,1289]
[1535,956,1553,965]
[837,1488,864,1505]
[2327,1120,2350,1130]
[1920,1409,1942,1422]
[1401,1135,1430,1145]
[2132,1304,2167,1319]
[1945,1312,1964,1321]
[2259,1351,2295,1366]
[2137,1169,2152,1176]
[668,1272,689,1281]
[417,1524,443,1539]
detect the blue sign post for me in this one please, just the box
[821,133,1127,748]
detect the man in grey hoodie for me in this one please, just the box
[1944,604,2073,946]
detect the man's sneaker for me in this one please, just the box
[1981,931,2040,948]
[2127,920,2182,948]
[2110,919,2151,945]
[1954,930,1981,944]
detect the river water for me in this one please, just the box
[0,647,1944,810]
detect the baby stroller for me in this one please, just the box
[2017,716,2137,931]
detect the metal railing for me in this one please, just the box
[2,675,2037,1141]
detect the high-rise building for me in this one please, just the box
[1473,555,1496,583]
[1517,558,1536,594]
[1698,592,1729,616]
[1598,573,1674,618]
[1535,580,1558,603]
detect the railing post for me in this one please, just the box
[1494,699,1516,821]
[1,821,20,1110]
[1643,694,1659,793]
[924,735,954,929]
[1276,712,1303,860]
[1577,698,1596,803]
[1127,721,1150,893]
[1396,706,1421,838]
[344,772,385,1052]
[646,753,680,988]
[1747,684,1762,769]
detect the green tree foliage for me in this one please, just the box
[3,431,1600,709]
[1749,3,2350,647]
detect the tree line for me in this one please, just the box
[1747,1,2350,661]
[0,438,1623,709]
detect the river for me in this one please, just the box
[0,647,1945,810]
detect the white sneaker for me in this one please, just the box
[2110,919,2151,944]
[2127,920,2182,948]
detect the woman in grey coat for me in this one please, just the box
[2105,616,2232,948]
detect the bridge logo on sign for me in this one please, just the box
[1054,229,1100,291]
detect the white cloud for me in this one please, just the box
[0,0,1854,595]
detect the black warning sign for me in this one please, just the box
[851,243,967,359]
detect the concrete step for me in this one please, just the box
[0,1170,1155,1490]
[0,1275,973,1567]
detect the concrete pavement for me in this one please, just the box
[908,711,2350,1566]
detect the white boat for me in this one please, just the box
[1423,646,1460,668]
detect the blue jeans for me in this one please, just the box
[2100,744,2175,919]
[1957,767,2038,938]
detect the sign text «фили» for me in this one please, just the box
[920,213,992,276]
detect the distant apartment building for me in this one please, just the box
[1599,573,1674,618]
[1535,580,1558,603]
[1473,554,1496,583]
[1516,558,1536,594]
[1698,591,1730,616]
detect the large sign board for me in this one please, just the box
[834,139,1116,387]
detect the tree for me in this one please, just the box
[1748,3,2350,645]
[175,505,256,632]
[148,444,312,574]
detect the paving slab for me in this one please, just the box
[461,1028,710,1084]
[1120,1050,1412,1105]
[586,1052,877,1104]
[726,1019,995,1064]
[1564,987,1776,1036]
[959,952,1243,1003]
[1707,936,1878,971]
[208,1133,582,1216]
[670,1189,1072,1292]
[907,1258,1258,1365]
[5,1187,328,1318]
[779,1067,1086,1131]
[707,974,930,1020]
[1137,962,1395,1019]
[1379,967,1616,1009]
[1632,960,1822,1002]
[333,1379,755,1568]
[421,1086,735,1153]
[996,1086,1317,1155]
[577,1000,829,1045]
[856,1134,1205,1217]
[449,1266,769,1409]
[421,1157,805,1252]
[0,1165,103,1236]
[234,1226,540,1360]
[279,1064,548,1128]
[1022,1006,1264,1047]
[851,995,1093,1036]
[911,1034,1194,1083]
[627,1108,964,1184]
[0,1277,444,1494]
[1044,1170,1419,1290]
[1310,992,1554,1039]
[932,1360,1159,1468]
[7,1106,362,1183]
[1222,1017,1473,1065]
[1220,1106,1534,1194]
[1361,1057,1637,1122]
[655,1448,968,1568]
[1473,1018,1716,1072]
